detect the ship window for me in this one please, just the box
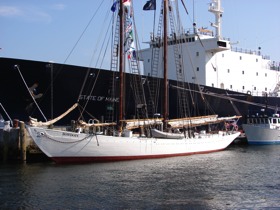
[217,41,227,47]
[265,87,267,91]
[242,86,245,90]
[222,54,224,58]
[242,70,244,74]
[192,37,195,42]
[196,52,199,56]
[265,118,268,123]
[230,85,232,89]
[212,83,214,87]
[256,58,258,62]
[265,73,267,77]
[240,56,242,60]
[148,59,150,63]
[196,67,199,71]
[254,87,256,90]
[179,54,181,58]
[256,72,258,76]
[228,69,230,73]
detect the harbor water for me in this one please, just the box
[0,144,279,209]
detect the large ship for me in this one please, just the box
[0,0,279,125]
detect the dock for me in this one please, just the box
[0,120,49,163]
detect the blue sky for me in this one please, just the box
[1,0,280,69]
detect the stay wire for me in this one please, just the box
[14,65,47,122]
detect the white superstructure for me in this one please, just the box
[138,0,280,97]
[243,114,280,144]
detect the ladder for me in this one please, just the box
[168,1,189,118]
[124,11,148,119]
[146,1,164,118]
[105,12,120,123]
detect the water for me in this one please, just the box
[1,144,279,209]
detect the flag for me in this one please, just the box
[111,0,118,12]
[143,0,156,10]
[123,0,131,6]
[125,21,132,33]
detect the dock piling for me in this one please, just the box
[19,121,26,162]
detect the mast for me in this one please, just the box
[119,1,124,131]
[163,0,168,128]
[209,0,223,39]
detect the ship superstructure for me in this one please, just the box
[138,0,280,97]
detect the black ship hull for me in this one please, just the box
[1,58,279,125]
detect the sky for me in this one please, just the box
[1,0,280,70]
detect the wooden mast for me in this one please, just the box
[119,0,124,132]
[163,0,168,129]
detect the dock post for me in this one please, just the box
[19,121,26,162]
[2,130,9,163]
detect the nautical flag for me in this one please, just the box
[123,0,131,6]
[125,21,132,33]
[111,0,118,12]
[143,0,156,10]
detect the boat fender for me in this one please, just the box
[247,91,251,95]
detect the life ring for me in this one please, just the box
[247,91,251,95]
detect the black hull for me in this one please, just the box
[1,57,279,125]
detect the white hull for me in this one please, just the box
[242,124,280,145]
[27,126,240,164]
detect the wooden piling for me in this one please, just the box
[19,121,26,162]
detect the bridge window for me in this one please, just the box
[217,41,227,47]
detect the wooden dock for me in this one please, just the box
[0,120,49,163]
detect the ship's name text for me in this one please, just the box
[62,132,79,137]
[79,95,119,102]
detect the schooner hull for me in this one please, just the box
[242,124,280,145]
[27,126,240,164]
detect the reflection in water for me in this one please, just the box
[0,145,279,209]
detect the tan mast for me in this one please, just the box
[163,0,168,130]
[118,1,124,132]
